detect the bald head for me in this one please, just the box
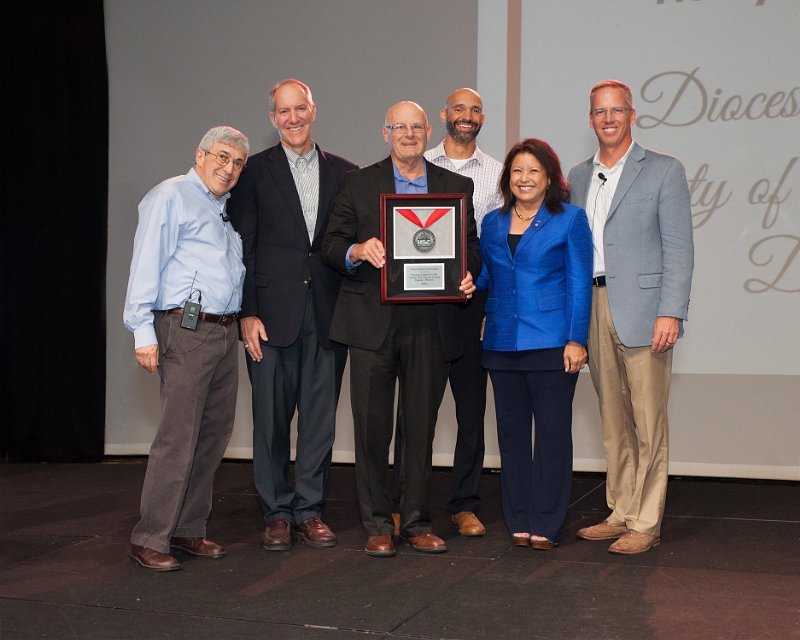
[445,88,482,111]
[385,101,428,127]
[383,101,431,167]
[441,88,485,146]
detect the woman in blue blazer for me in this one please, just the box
[476,138,592,549]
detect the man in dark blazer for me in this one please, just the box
[227,79,357,552]
[322,101,481,557]
[569,80,694,555]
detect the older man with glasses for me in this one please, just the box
[322,102,481,557]
[124,125,249,570]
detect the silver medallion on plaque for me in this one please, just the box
[412,229,436,253]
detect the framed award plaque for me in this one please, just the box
[380,193,467,303]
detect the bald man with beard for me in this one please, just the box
[322,102,482,557]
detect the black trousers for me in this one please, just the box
[349,305,450,537]
[393,290,487,514]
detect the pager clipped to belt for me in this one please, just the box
[180,290,202,330]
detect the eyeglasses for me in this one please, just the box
[591,107,633,118]
[205,150,246,172]
[385,123,427,135]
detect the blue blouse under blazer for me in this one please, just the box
[476,203,593,352]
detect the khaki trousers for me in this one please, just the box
[587,287,672,537]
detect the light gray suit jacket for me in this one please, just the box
[568,142,694,348]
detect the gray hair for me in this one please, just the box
[197,126,250,157]
[589,80,634,110]
[269,79,314,112]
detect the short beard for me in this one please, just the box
[446,118,481,144]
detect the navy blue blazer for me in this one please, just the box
[227,142,357,349]
[476,203,593,351]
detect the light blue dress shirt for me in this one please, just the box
[345,161,428,268]
[123,168,245,348]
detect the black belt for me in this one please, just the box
[592,276,606,287]
[164,308,238,326]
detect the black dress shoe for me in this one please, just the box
[130,544,180,571]
[262,518,292,551]
[170,537,226,558]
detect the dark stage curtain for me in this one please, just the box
[1,1,107,461]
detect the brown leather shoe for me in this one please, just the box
[169,537,226,558]
[405,532,447,553]
[262,518,292,551]
[576,520,627,541]
[608,529,660,555]
[530,537,559,550]
[365,535,396,557]
[129,544,180,571]
[391,512,401,537]
[293,517,336,548]
[451,511,486,536]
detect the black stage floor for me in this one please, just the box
[1,460,799,639]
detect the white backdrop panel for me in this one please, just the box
[105,0,800,480]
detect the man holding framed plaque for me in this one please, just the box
[392,88,503,538]
[322,101,481,557]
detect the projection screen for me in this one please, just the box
[105,0,800,480]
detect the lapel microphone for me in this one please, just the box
[598,172,607,184]
[220,212,230,223]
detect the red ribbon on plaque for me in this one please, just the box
[396,208,450,254]
[395,208,450,228]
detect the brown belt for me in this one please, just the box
[164,308,238,326]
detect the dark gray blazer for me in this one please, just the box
[321,157,481,362]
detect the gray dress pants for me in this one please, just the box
[131,311,239,553]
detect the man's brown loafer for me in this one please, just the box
[405,532,448,553]
[293,517,336,548]
[130,544,180,571]
[451,511,486,536]
[262,518,292,551]
[576,520,627,541]
[169,537,226,558]
[365,535,396,557]
[608,529,660,555]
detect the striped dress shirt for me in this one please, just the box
[282,143,320,242]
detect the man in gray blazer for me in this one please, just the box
[568,80,694,554]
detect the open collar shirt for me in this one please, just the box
[585,140,635,278]
[123,167,245,348]
[345,161,429,269]
[424,141,503,236]
[282,142,320,242]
